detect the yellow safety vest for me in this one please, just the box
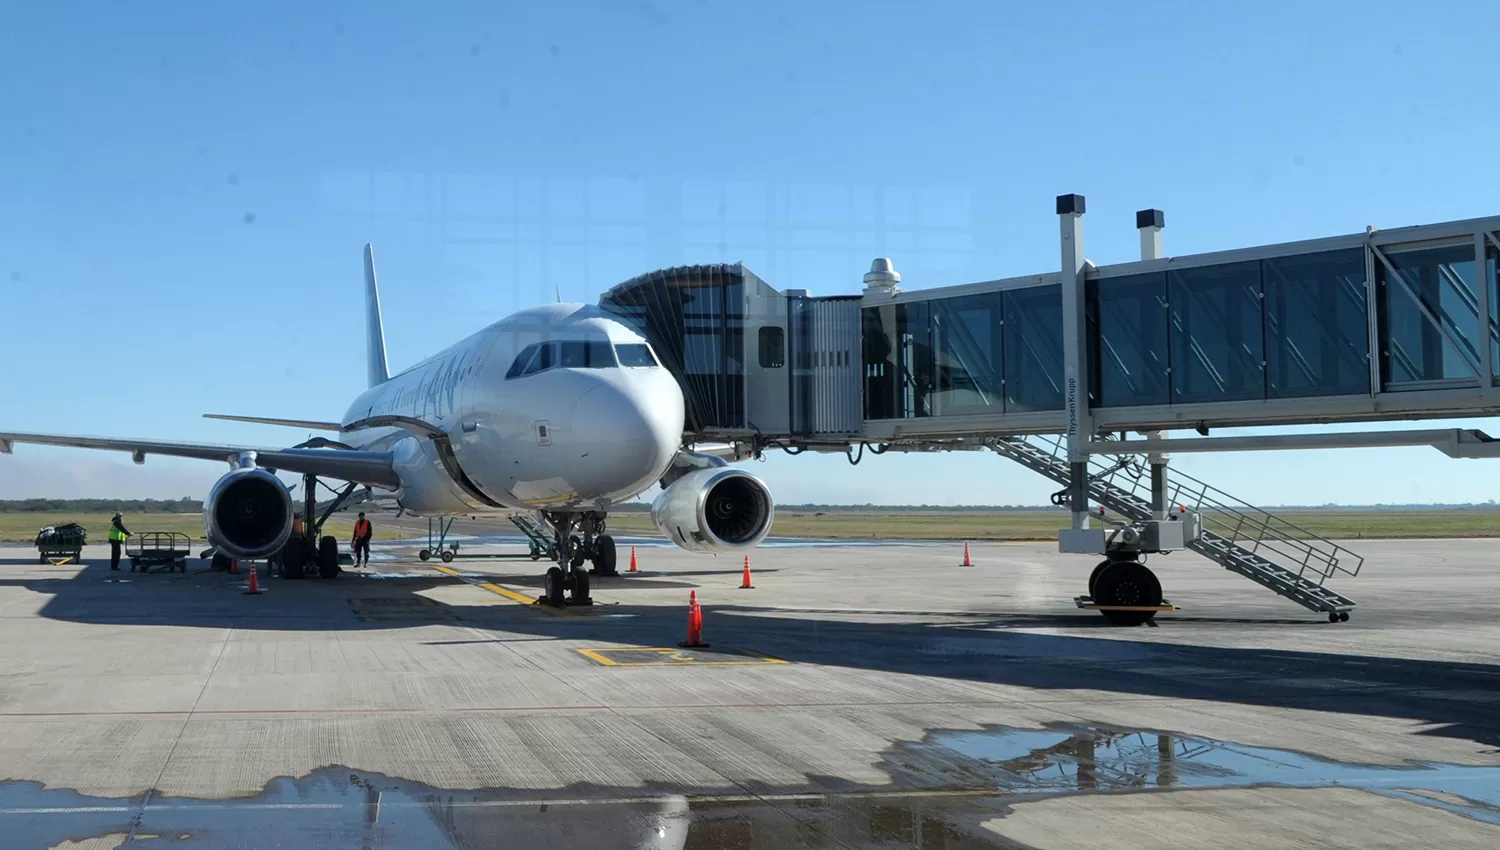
[108,526,126,542]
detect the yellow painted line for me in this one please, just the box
[576,647,788,667]
[433,565,570,616]
[577,648,623,666]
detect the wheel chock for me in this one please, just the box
[1073,595,1179,612]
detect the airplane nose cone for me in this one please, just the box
[572,383,682,492]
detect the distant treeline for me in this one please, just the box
[0,498,203,513]
[4,498,1499,514]
[612,502,1500,512]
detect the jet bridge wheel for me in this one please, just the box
[1093,560,1162,627]
[1088,559,1111,597]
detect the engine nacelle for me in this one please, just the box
[651,466,774,553]
[204,467,293,560]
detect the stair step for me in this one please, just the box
[990,439,1360,615]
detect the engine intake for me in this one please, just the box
[205,467,293,560]
[651,466,774,553]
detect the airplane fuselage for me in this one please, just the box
[339,303,685,516]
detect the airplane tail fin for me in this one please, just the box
[364,243,391,388]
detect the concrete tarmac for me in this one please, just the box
[2,537,1499,848]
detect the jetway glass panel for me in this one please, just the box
[863,307,897,420]
[930,293,1005,416]
[898,302,933,418]
[1487,245,1500,379]
[1169,262,1265,404]
[862,302,935,419]
[1089,273,1170,408]
[1262,249,1370,399]
[1378,244,1481,385]
[1003,285,1064,412]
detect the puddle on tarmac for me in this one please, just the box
[7,724,1499,849]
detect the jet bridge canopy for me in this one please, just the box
[600,263,862,441]
[602,207,1500,448]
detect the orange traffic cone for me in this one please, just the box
[961,542,972,567]
[628,546,638,573]
[244,561,263,595]
[739,555,754,589]
[680,590,709,648]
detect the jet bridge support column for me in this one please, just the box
[1137,209,1170,521]
[1057,194,1100,551]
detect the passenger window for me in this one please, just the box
[506,343,539,379]
[616,343,658,367]
[759,326,786,368]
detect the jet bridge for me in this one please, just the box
[601,196,1500,623]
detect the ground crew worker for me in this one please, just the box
[107,512,131,571]
[352,512,372,567]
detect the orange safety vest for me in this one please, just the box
[353,519,371,540]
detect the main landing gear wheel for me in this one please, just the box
[545,566,566,608]
[317,535,340,579]
[1094,560,1162,626]
[569,535,587,569]
[569,567,591,605]
[592,534,618,576]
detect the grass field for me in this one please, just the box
[6,508,1500,546]
[0,513,400,546]
[416,508,1500,543]
[599,509,1500,541]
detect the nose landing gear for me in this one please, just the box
[534,511,625,607]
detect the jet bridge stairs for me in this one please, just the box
[989,435,1362,620]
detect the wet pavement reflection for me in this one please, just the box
[8,723,1499,848]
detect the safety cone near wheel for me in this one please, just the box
[739,555,754,589]
[244,561,263,596]
[961,542,972,567]
[680,590,709,648]
[628,546,638,573]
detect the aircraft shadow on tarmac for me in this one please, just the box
[4,559,1498,753]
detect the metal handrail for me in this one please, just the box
[1009,435,1364,585]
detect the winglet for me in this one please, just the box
[364,243,391,388]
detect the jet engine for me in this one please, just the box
[204,467,293,560]
[651,466,774,553]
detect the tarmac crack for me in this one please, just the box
[127,620,237,838]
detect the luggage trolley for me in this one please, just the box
[127,531,192,573]
[35,523,87,564]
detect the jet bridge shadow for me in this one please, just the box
[458,599,1500,752]
[5,555,1499,752]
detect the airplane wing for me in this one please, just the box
[202,413,345,431]
[0,431,400,488]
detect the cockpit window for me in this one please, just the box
[506,343,541,379]
[615,343,658,367]
[506,339,616,379]
[559,340,616,368]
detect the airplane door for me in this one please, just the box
[459,328,500,443]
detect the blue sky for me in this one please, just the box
[3,1,1500,505]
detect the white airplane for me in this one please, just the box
[0,246,776,605]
